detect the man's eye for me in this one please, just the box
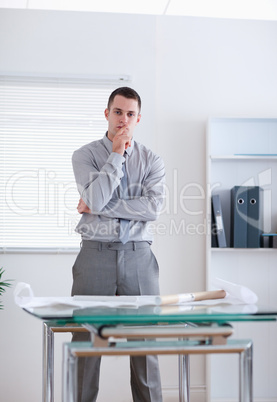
[128,113,134,117]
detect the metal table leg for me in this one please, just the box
[179,354,190,402]
[239,342,253,402]
[43,322,88,402]
[63,343,78,402]
[43,322,54,402]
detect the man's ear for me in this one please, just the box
[136,114,141,125]
[104,108,109,120]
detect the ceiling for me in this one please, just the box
[0,0,277,21]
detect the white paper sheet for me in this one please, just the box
[14,278,258,312]
[14,282,159,309]
[212,277,258,304]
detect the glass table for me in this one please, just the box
[24,302,277,402]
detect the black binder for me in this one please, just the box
[211,201,218,247]
[247,186,263,248]
[211,194,227,247]
[231,186,248,248]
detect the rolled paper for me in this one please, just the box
[155,293,194,305]
[156,289,226,306]
[193,289,226,302]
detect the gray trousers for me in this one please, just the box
[71,240,163,402]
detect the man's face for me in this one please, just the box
[105,95,141,141]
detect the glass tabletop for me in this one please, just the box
[25,303,277,325]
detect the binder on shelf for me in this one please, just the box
[231,186,248,248]
[247,186,263,248]
[211,202,218,247]
[211,194,227,247]
[231,186,263,248]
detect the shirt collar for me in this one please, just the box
[103,132,134,156]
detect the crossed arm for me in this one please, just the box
[72,152,165,222]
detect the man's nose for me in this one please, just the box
[120,114,128,123]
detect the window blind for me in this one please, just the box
[0,75,128,252]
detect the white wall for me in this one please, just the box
[1,9,277,402]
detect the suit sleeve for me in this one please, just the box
[72,147,124,212]
[97,155,166,222]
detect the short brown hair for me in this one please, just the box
[107,87,141,113]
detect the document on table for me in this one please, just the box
[14,278,258,313]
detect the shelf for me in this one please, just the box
[211,247,276,252]
[207,118,277,268]
[210,155,277,161]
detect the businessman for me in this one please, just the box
[71,87,165,402]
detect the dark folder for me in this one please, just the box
[247,186,263,248]
[211,194,227,247]
[211,201,218,247]
[231,186,248,248]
